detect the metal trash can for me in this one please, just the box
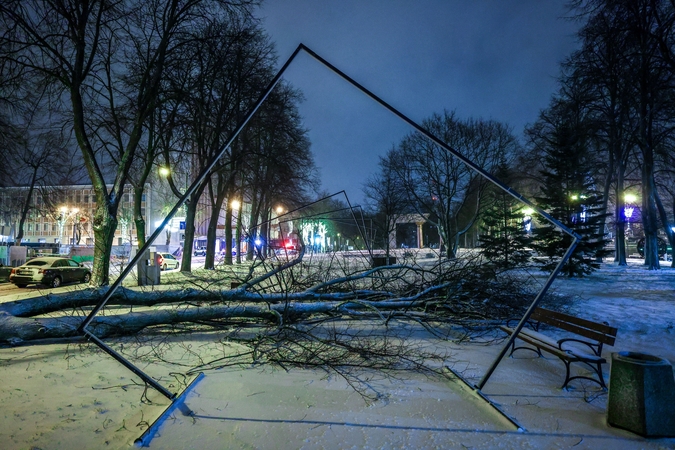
[137,249,161,286]
[607,352,675,437]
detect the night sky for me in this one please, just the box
[259,1,580,205]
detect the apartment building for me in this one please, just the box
[0,184,155,246]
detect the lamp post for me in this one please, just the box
[57,206,79,249]
[522,207,534,234]
[274,205,284,241]
[266,205,284,256]
[159,165,189,214]
[624,193,637,233]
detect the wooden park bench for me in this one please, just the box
[500,307,618,389]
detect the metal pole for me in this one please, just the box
[83,330,176,400]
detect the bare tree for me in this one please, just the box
[563,8,637,265]
[391,111,517,258]
[239,83,317,261]
[0,0,259,285]
[364,150,409,262]
[570,0,675,270]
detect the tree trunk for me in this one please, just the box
[224,203,234,265]
[596,161,613,263]
[133,184,146,249]
[15,167,39,247]
[181,186,205,273]
[653,185,675,268]
[246,195,260,261]
[235,198,243,264]
[442,228,455,258]
[614,171,627,266]
[641,160,660,270]
[91,202,118,286]
[205,188,226,270]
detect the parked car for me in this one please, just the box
[157,253,179,271]
[193,247,206,257]
[637,237,669,258]
[9,256,91,288]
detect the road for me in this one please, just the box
[0,250,438,302]
[0,257,192,303]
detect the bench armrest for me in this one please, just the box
[558,337,602,357]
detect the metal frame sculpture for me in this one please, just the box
[77,44,581,421]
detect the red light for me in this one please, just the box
[10,268,16,274]
[157,255,164,265]
[285,241,293,248]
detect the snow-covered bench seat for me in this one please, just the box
[499,307,618,389]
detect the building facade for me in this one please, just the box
[0,184,155,247]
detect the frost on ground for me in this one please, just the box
[0,260,674,449]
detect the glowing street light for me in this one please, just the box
[231,199,241,210]
[57,206,80,245]
[158,166,171,177]
[624,193,638,204]
[522,207,534,233]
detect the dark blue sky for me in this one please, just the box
[259,1,580,205]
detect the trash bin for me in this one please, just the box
[607,352,675,437]
[137,249,161,286]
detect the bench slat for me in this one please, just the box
[532,308,617,343]
[537,315,616,346]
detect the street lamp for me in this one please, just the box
[57,206,79,246]
[522,207,534,233]
[624,193,638,232]
[268,205,285,253]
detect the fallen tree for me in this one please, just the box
[1,250,571,402]
[0,251,547,345]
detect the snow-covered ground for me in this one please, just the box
[0,260,674,449]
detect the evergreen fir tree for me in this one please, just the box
[479,161,531,271]
[531,117,610,277]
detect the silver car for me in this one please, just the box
[9,257,92,288]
